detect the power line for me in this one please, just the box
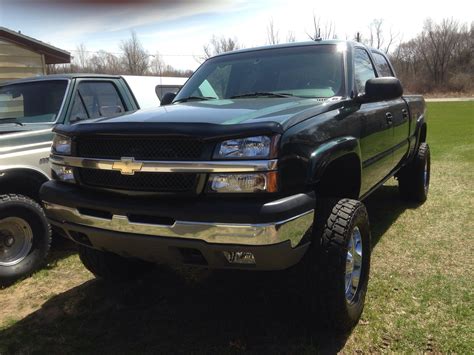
[67,49,199,57]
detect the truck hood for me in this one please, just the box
[0,124,32,135]
[0,125,53,156]
[57,97,348,139]
[79,97,344,129]
[0,123,53,135]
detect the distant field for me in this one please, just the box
[0,102,473,353]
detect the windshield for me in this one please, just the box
[0,80,68,124]
[175,44,345,101]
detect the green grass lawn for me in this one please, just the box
[0,101,472,353]
[345,101,474,352]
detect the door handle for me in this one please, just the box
[385,112,393,125]
[402,109,409,118]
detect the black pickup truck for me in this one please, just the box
[41,40,429,330]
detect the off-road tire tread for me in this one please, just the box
[0,194,51,285]
[301,198,370,331]
[323,199,368,329]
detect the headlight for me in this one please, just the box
[51,164,75,183]
[52,134,71,155]
[214,136,273,159]
[207,172,278,193]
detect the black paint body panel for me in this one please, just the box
[50,41,426,201]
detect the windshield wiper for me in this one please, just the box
[0,118,24,126]
[174,96,216,103]
[230,92,296,99]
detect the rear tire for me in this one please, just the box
[302,198,371,331]
[78,245,154,281]
[0,194,51,285]
[398,142,430,203]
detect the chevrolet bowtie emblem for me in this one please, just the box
[112,157,143,175]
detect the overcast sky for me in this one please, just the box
[1,0,472,70]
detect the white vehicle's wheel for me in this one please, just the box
[0,195,51,285]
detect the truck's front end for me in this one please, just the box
[41,120,315,269]
[40,42,349,270]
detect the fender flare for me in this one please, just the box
[0,166,50,200]
[407,114,427,162]
[0,165,50,181]
[307,136,362,185]
[415,114,427,144]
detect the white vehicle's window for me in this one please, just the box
[354,48,377,94]
[70,81,124,122]
[155,85,182,100]
[176,45,345,101]
[0,80,68,124]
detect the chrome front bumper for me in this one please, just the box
[43,202,314,248]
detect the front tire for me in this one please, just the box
[78,245,154,281]
[303,198,371,331]
[0,194,51,285]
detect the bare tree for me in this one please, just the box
[161,64,193,78]
[384,27,399,53]
[365,19,399,53]
[74,43,89,71]
[150,53,166,76]
[202,35,241,60]
[88,50,107,73]
[367,19,383,49]
[417,18,464,85]
[266,18,280,45]
[390,18,472,93]
[89,50,123,74]
[286,31,296,43]
[120,31,149,75]
[47,63,75,74]
[307,13,336,40]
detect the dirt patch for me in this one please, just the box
[0,241,92,328]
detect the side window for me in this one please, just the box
[354,48,376,94]
[372,52,394,77]
[70,81,125,122]
[69,95,88,121]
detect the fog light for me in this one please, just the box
[51,164,75,183]
[208,172,278,193]
[223,251,256,265]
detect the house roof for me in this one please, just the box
[0,27,71,64]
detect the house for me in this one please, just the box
[0,27,70,83]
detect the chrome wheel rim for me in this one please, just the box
[423,159,429,194]
[345,226,363,303]
[0,217,33,266]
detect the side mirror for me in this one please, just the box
[160,92,176,106]
[356,77,403,103]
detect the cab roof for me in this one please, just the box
[0,73,122,86]
[211,40,367,58]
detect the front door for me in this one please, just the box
[354,48,394,195]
